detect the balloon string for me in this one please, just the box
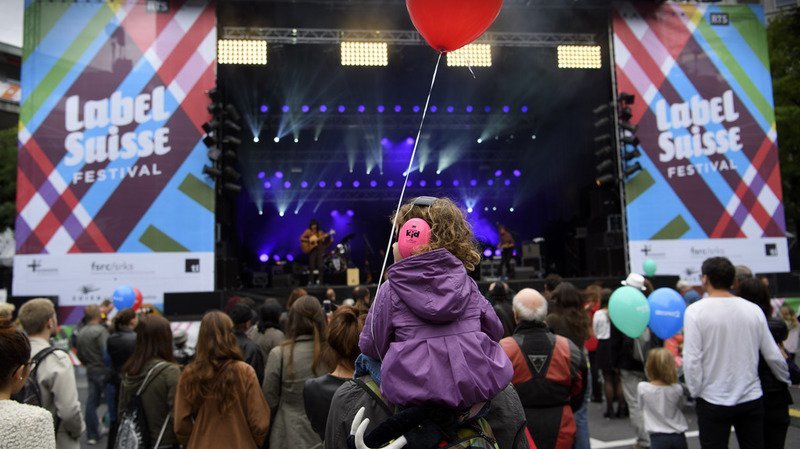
[375,51,443,290]
[370,52,442,362]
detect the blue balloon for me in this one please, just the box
[647,288,686,340]
[113,285,136,310]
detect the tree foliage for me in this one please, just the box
[0,127,17,231]
[768,9,800,232]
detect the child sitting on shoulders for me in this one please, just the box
[638,348,689,449]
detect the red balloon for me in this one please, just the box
[132,288,143,311]
[406,0,503,52]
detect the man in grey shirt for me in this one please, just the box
[75,304,109,445]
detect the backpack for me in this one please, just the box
[12,346,62,407]
[632,327,660,363]
[114,362,171,449]
[352,376,499,449]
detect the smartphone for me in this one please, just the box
[323,299,332,314]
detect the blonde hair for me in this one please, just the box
[18,298,56,335]
[645,348,678,385]
[393,197,480,271]
[780,305,798,330]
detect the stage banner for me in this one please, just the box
[613,2,789,283]
[13,0,217,305]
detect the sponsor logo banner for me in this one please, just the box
[614,3,788,277]
[14,1,217,303]
[14,253,213,306]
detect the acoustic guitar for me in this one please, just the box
[301,229,335,254]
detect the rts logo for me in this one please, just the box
[185,259,200,273]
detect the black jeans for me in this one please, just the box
[650,433,687,449]
[695,397,764,449]
[500,248,514,278]
[308,247,324,282]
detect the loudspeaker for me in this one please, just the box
[163,291,224,320]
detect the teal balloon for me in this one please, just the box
[643,259,657,277]
[609,286,650,338]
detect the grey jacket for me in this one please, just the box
[262,336,332,449]
[324,380,530,449]
[75,323,109,376]
[29,337,85,449]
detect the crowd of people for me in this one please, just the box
[1,197,799,449]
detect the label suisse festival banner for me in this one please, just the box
[614,2,789,283]
[14,0,217,305]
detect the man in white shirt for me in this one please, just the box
[683,257,789,449]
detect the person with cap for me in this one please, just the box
[610,273,656,449]
[675,280,701,306]
[228,304,265,385]
[173,329,195,367]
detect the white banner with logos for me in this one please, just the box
[629,238,789,285]
[12,252,214,306]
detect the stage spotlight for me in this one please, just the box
[301,105,309,113]
[618,92,635,104]
[203,165,221,177]
[331,210,339,217]
[223,183,241,193]
[470,179,477,186]
[487,179,494,186]
[557,45,602,69]
[521,106,528,113]
[281,105,290,113]
[483,248,492,257]
[531,134,537,140]
[217,39,267,65]
[484,106,491,112]
[418,180,426,187]
[353,180,360,188]
[394,105,402,112]
[319,181,326,188]
[510,207,515,212]
[301,181,308,188]
[406,180,413,187]
[283,181,291,188]
[430,105,438,113]
[596,173,615,187]
[435,180,442,187]
[596,159,614,173]
[447,106,454,113]
[492,207,497,211]
[358,105,366,113]
[346,210,354,217]
[502,106,510,113]
[436,169,442,174]
[264,181,271,189]
[447,44,492,67]
[335,181,343,188]
[319,105,328,112]
[594,145,612,158]
[377,105,385,113]
[258,210,263,216]
[413,105,420,113]
[467,207,473,213]
[484,207,489,211]
[476,138,482,144]
[466,105,474,113]
[341,41,388,66]
[274,137,280,143]
[625,162,643,177]
[253,136,259,143]
[453,180,460,186]
[405,137,414,145]
[257,171,265,179]
[513,169,521,177]
[387,180,394,187]
[494,169,502,177]
[624,148,641,162]
[286,254,295,262]
[504,179,511,186]
[294,138,299,143]
[260,105,268,113]
[338,105,346,113]
[621,135,640,146]
[275,171,284,179]
[259,254,269,262]
[207,148,221,161]
[273,254,281,261]
[370,180,378,187]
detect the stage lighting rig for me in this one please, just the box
[340,42,388,66]
[557,45,602,69]
[217,39,267,65]
[201,89,243,194]
[447,44,492,67]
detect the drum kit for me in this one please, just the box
[324,233,355,273]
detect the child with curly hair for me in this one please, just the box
[358,197,513,447]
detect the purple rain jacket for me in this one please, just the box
[359,248,514,409]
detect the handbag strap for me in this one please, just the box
[153,411,172,448]
[135,361,167,396]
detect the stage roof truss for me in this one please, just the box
[221,27,597,47]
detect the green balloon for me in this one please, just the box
[609,286,650,338]
[643,258,657,277]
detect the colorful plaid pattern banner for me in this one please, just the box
[614,2,789,281]
[14,0,216,305]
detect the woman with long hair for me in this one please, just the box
[303,305,365,440]
[0,318,56,449]
[263,296,332,449]
[253,298,285,363]
[118,315,180,448]
[738,278,792,449]
[546,282,591,449]
[174,311,270,449]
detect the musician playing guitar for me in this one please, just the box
[497,223,515,280]
[300,219,332,285]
